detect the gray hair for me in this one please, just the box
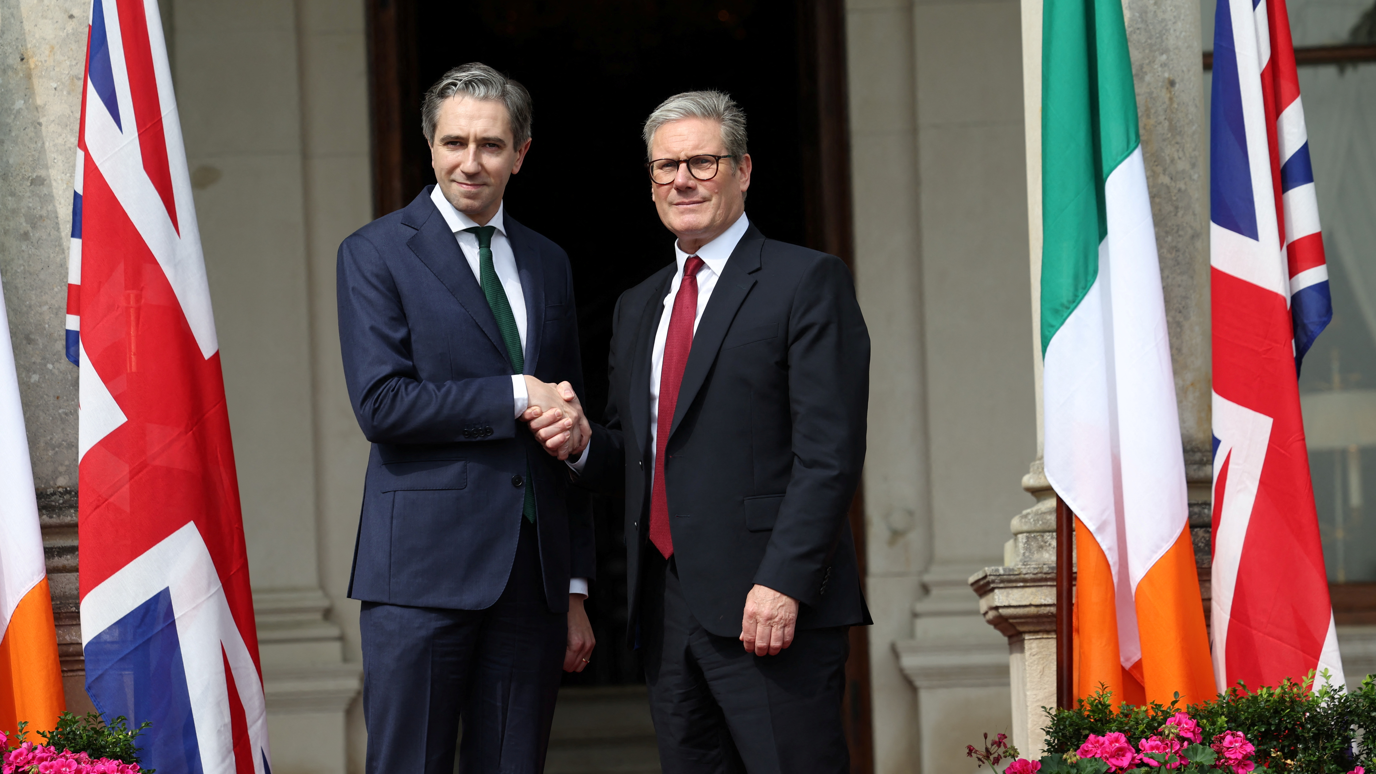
[641,90,748,162]
[422,63,533,146]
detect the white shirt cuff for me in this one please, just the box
[565,436,590,474]
[569,578,589,597]
[512,375,529,418]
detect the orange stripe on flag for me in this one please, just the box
[1134,526,1215,706]
[0,578,65,738]
[1074,518,1145,706]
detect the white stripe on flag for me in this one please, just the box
[78,339,127,461]
[1277,98,1309,164]
[0,272,47,635]
[1209,393,1274,690]
[1290,265,1328,294]
[1283,184,1322,241]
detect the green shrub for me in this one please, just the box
[1040,672,1376,772]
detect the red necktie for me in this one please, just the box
[649,256,705,559]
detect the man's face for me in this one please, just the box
[430,96,530,225]
[649,117,751,253]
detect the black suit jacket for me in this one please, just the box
[579,222,872,640]
[337,186,594,613]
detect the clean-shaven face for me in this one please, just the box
[430,95,531,226]
[649,117,751,254]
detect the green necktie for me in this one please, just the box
[465,225,536,523]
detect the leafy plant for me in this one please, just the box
[1,712,153,774]
[38,711,152,769]
[1037,673,1376,773]
[976,672,1376,773]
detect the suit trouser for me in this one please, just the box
[360,517,566,774]
[640,549,851,774]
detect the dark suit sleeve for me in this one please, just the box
[337,232,516,445]
[753,256,870,608]
[575,294,627,495]
[556,255,598,582]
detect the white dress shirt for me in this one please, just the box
[569,211,750,485]
[430,186,530,418]
[431,187,587,598]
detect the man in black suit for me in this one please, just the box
[336,63,595,774]
[526,90,871,773]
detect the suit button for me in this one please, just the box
[633,520,639,530]
[512,474,524,488]
[463,429,472,438]
[638,460,644,469]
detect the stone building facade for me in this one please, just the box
[3,0,1373,771]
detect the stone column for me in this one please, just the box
[972,0,1209,756]
[0,0,92,713]
[171,0,365,770]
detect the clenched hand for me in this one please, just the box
[740,584,799,656]
[565,595,595,672]
[522,379,591,460]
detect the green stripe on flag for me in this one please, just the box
[1040,0,1142,354]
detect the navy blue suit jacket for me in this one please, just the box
[337,187,594,613]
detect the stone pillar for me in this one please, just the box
[0,0,92,713]
[973,0,1210,756]
[171,0,366,769]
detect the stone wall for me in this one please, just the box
[845,0,1037,769]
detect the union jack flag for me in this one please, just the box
[1210,0,1344,691]
[68,0,272,770]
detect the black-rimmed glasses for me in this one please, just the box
[647,154,738,185]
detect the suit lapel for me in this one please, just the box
[628,270,673,458]
[404,190,508,361]
[506,216,545,374]
[669,225,764,439]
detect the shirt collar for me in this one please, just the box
[674,212,749,278]
[430,185,506,236]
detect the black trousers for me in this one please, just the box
[360,518,566,774]
[641,550,851,774]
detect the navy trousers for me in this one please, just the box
[640,550,851,774]
[360,518,566,774]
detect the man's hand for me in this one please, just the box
[522,378,590,460]
[564,595,595,672]
[739,584,799,656]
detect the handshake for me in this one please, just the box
[521,376,592,461]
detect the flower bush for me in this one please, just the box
[968,672,1376,773]
[2,713,152,774]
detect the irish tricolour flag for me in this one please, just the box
[1041,0,1216,704]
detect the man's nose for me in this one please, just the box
[673,162,696,189]
[459,146,481,173]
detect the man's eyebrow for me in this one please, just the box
[436,134,508,145]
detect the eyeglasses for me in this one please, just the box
[647,154,738,185]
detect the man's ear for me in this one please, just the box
[511,137,533,174]
[737,153,752,193]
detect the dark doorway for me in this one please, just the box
[366,2,870,770]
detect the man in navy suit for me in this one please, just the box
[527,91,871,773]
[336,63,595,774]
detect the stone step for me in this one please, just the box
[545,685,662,774]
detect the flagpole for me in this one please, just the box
[1056,494,1074,710]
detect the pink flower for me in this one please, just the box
[1076,732,1137,772]
[1005,760,1041,774]
[1098,732,1137,771]
[1349,768,1365,774]
[1211,731,1256,774]
[37,758,80,774]
[0,730,7,748]
[1077,734,1108,759]
[1137,735,1186,769]
[1164,712,1202,744]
